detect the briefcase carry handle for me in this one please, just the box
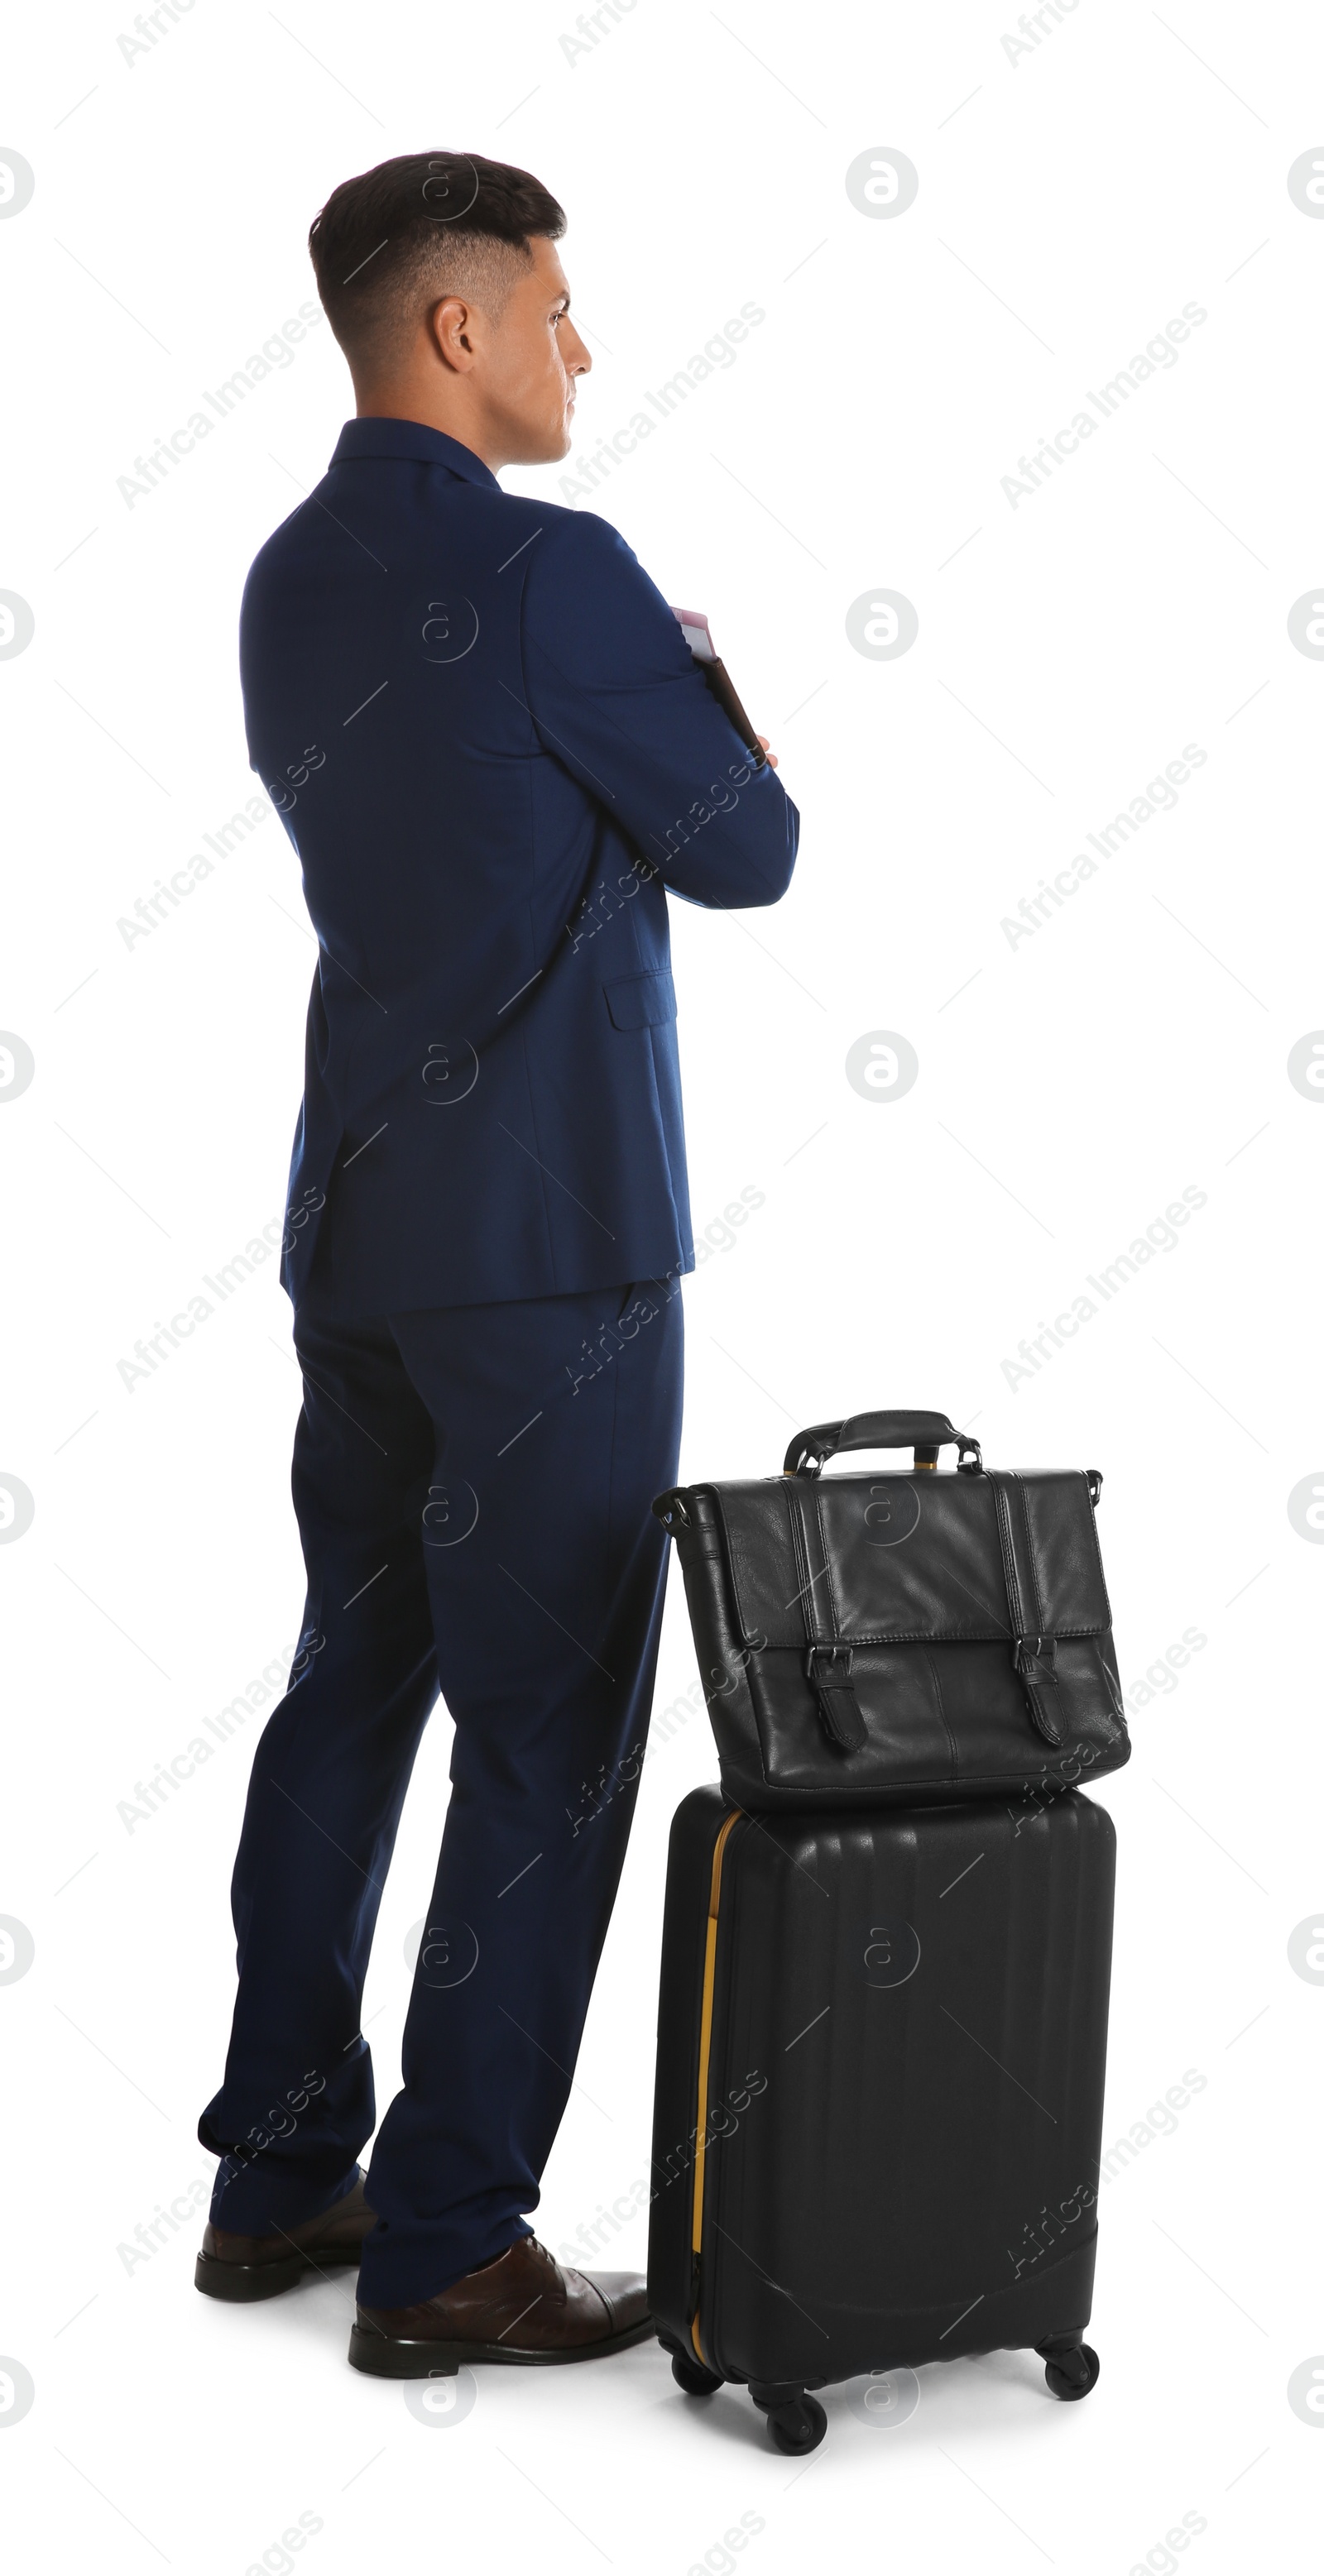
[783,1410,984,1477]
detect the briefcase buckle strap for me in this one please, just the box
[804,1645,868,1754]
[989,1471,1070,1750]
[1013,1636,1056,1684]
[1010,1635,1064,1748]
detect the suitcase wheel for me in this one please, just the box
[1039,2340,1100,2402]
[670,2352,723,2398]
[751,2387,828,2455]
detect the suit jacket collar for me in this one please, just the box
[330,418,500,489]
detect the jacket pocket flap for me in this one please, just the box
[603,970,677,1032]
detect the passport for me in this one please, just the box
[670,607,766,768]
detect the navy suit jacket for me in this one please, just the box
[239,418,799,1312]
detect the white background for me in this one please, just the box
[2,1,1322,2569]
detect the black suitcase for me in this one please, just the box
[648,1783,1115,2453]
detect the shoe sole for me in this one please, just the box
[347,2315,657,2377]
[194,2246,365,2303]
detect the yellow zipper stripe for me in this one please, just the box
[689,1808,742,2363]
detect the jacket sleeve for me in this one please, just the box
[518,508,799,912]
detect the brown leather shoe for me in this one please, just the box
[194,2172,374,2301]
[348,2234,653,2377]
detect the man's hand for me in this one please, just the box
[756,735,779,771]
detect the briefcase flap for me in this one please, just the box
[707,1469,1111,1650]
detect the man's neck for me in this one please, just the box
[353,386,500,472]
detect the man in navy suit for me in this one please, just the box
[196,151,798,2376]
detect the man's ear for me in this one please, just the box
[429,294,481,375]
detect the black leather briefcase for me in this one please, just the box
[653,1408,1129,1812]
[649,1784,1115,2451]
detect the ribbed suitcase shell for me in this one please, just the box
[649,1785,1115,2392]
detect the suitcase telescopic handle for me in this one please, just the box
[783,1410,983,1477]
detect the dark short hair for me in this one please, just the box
[309,151,567,367]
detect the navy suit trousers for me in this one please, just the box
[198,1274,683,2307]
